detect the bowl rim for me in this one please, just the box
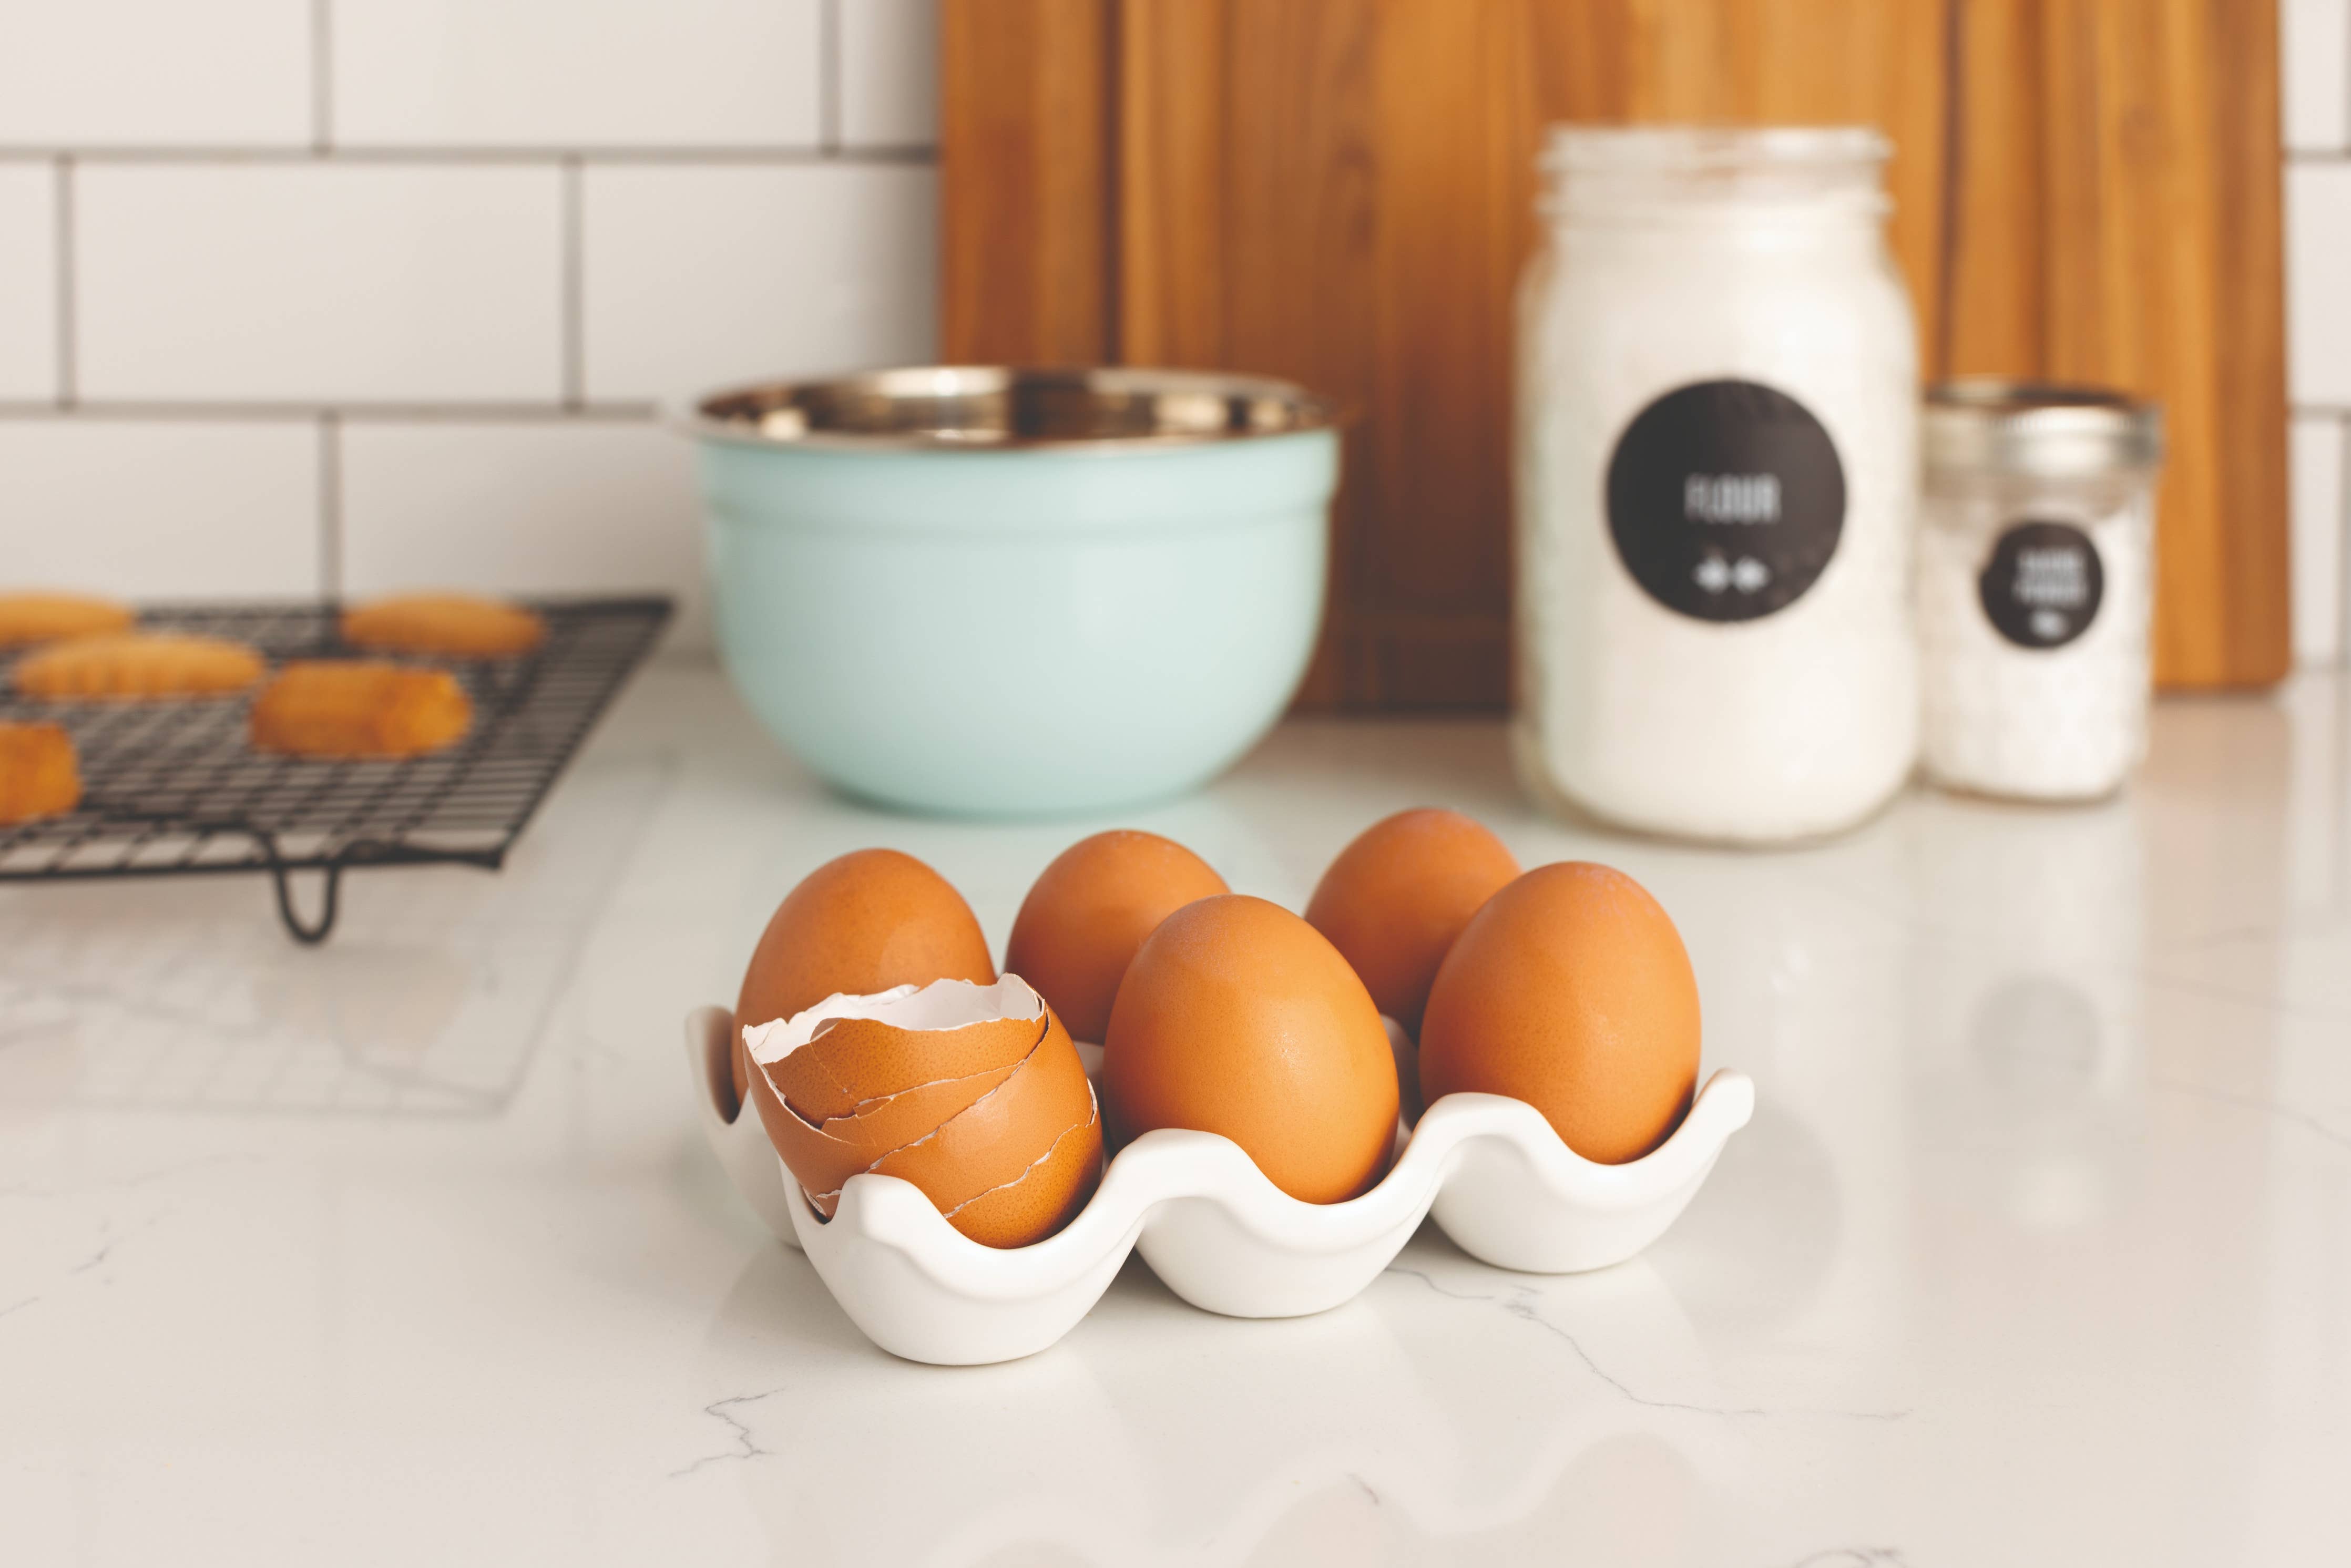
[683,365,1348,453]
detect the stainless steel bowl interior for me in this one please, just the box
[692,366,1341,450]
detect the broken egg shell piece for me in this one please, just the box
[743,977,1038,1113]
[936,1095,1102,1249]
[743,976,1105,1249]
[741,977,1046,1204]
[859,1011,1102,1238]
[759,983,1046,1124]
[745,975,1041,1061]
[769,1061,1026,1203]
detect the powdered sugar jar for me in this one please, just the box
[1917,382,2163,801]
[1515,127,1919,843]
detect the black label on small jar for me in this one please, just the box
[1604,378,1846,623]
[1979,520,2103,650]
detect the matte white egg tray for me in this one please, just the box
[684,1005,1754,1366]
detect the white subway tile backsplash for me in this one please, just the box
[76,165,563,404]
[0,1,2338,672]
[0,167,54,399]
[2287,161,2351,407]
[842,0,941,148]
[0,421,318,597]
[2291,416,2347,665]
[580,165,935,403]
[340,421,707,649]
[0,0,311,148]
[2283,0,2351,151]
[331,0,822,148]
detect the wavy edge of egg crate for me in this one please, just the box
[684,1006,1754,1365]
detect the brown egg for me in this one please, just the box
[1103,894,1399,1204]
[1304,808,1520,1036]
[731,848,996,1106]
[1419,862,1700,1164]
[1004,830,1229,1043]
[745,978,1101,1248]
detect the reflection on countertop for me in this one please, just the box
[3,666,2347,1566]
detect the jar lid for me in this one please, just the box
[1537,125,1891,221]
[1540,125,1890,172]
[1924,380,2164,479]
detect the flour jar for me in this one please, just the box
[1917,381,2164,801]
[1514,127,1919,844]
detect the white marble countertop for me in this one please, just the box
[4,665,2347,1567]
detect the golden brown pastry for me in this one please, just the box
[342,592,546,660]
[0,722,82,825]
[248,661,473,759]
[0,592,135,648]
[13,633,263,700]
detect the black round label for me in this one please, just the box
[1978,520,2103,650]
[1604,378,1846,622]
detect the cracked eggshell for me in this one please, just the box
[745,977,1103,1249]
[1420,862,1701,1165]
[1004,829,1230,1043]
[1304,808,1520,1038]
[731,848,996,1108]
[1103,894,1399,1204]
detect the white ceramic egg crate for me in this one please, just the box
[684,1002,1753,1367]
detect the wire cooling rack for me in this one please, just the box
[0,596,670,943]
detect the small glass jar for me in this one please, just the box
[1514,126,1919,844]
[1917,382,2164,802]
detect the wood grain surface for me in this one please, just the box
[2034,0,2291,686]
[939,0,1115,364]
[942,0,2291,704]
[1949,0,2292,685]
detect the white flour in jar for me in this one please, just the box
[1916,384,2163,801]
[1515,127,1919,844]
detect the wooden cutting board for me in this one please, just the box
[943,0,2290,705]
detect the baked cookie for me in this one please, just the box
[0,722,82,825]
[342,592,546,660]
[248,662,473,759]
[0,592,135,648]
[13,633,264,700]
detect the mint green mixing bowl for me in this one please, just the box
[691,368,1341,816]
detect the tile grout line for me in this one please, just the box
[0,146,934,166]
[311,0,334,152]
[318,413,343,600]
[0,400,659,422]
[561,156,585,410]
[820,0,843,155]
[52,156,74,407]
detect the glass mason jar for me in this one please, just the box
[1917,381,2164,801]
[1514,127,1920,844]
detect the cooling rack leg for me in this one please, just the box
[270,862,343,945]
